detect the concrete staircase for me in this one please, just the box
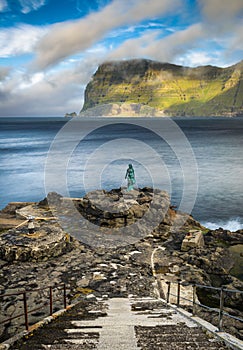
[10,297,232,349]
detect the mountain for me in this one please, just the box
[80,59,243,117]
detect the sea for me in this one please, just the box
[1,116,243,231]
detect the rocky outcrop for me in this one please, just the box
[0,199,74,262]
[64,112,77,118]
[46,187,203,248]
[0,224,73,262]
[74,187,182,231]
[0,188,242,341]
[80,59,243,117]
[0,202,34,233]
[181,229,205,251]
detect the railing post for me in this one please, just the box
[63,284,67,309]
[157,278,165,299]
[49,286,53,315]
[192,284,196,316]
[166,282,171,304]
[23,292,29,331]
[218,286,225,331]
[177,281,181,307]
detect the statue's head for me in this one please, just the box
[129,163,133,168]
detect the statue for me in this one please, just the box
[125,164,136,191]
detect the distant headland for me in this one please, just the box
[70,59,243,118]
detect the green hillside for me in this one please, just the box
[81,59,243,117]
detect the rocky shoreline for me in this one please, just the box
[0,188,242,341]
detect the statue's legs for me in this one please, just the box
[127,178,135,191]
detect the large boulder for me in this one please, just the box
[181,230,205,251]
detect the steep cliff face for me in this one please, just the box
[80,59,243,117]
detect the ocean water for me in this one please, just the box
[0,116,243,231]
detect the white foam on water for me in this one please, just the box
[202,218,243,232]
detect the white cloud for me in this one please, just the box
[198,0,243,38]
[196,0,243,62]
[0,25,48,57]
[0,0,8,12]
[229,24,243,51]
[198,0,243,23]
[19,0,46,14]
[177,51,221,67]
[33,0,182,69]
[0,58,99,115]
[105,0,243,66]
[106,22,166,40]
[0,0,46,14]
[1,0,242,116]
[0,66,10,80]
[18,72,45,90]
[107,24,205,63]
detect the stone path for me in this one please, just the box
[11,297,230,350]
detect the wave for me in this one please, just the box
[201,218,243,231]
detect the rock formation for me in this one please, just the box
[64,112,77,118]
[181,229,205,251]
[0,188,242,341]
[80,59,243,117]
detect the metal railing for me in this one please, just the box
[0,284,69,331]
[163,280,243,331]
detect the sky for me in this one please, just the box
[0,0,242,116]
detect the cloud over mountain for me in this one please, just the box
[33,0,181,69]
[0,0,242,115]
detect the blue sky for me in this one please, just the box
[0,0,242,116]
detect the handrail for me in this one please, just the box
[151,246,243,333]
[0,284,69,331]
[163,280,243,331]
[223,311,243,323]
[193,283,243,294]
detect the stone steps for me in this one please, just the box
[11,297,230,350]
[135,325,227,350]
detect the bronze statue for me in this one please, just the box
[125,164,135,191]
